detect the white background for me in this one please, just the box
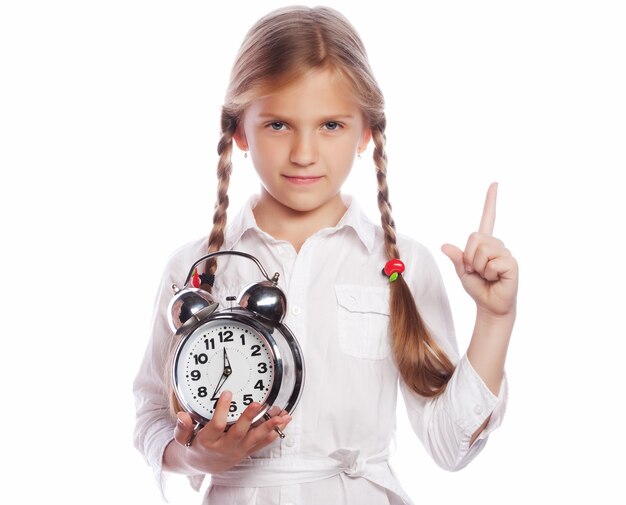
[1,1,625,503]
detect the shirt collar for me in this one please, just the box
[223,194,377,254]
[334,195,376,253]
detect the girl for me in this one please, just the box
[133,5,518,505]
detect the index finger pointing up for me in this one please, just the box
[478,182,498,235]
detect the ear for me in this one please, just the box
[357,128,372,154]
[233,124,248,151]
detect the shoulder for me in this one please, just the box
[371,225,437,270]
[393,231,447,293]
[166,235,208,262]
[395,232,436,262]
[160,236,209,285]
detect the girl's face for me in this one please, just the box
[234,68,371,220]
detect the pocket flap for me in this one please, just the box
[335,285,390,316]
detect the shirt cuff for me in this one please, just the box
[443,353,508,441]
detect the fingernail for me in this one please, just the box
[465,264,473,273]
[176,413,185,426]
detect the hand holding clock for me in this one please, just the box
[170,345,291,474]
[164,252,302,475]
[171,392,292,474]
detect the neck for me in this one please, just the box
[253,191,347,252]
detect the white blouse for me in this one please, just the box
[133,195,507,505]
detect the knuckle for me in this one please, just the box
[469,231,484,243]
[475,241,487,255]
[210,421,227,434]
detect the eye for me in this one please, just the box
[268,122,286,131]
[324,121,342,131]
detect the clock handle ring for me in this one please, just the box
[183,251,274,286]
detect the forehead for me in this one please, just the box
[246,69,361,119]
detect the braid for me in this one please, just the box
[167,113,236,413]
[204,112,236,288]
[372,124,399,260]
[372,123,455,397]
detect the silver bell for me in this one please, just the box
[237,280,287,325]
[167,285,217,332]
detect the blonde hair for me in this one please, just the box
[205,6,454,397]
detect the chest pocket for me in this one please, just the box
[335,285,391,360]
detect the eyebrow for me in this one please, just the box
[257,113,357,121]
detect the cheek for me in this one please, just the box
[330,136,360,163]
[249,139,279,167]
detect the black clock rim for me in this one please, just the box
[273,321,306,419]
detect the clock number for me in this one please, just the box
[205,338,215,350]
[190,370,201,381]
[250,345,261,356]
[243,394,253,406]
[193,353,208,365]
[219,330,233,343]
[254,379,265,390]
[197,386,207,397]
[239,334,246,346]
[229,401,238,413]
[257,363,268,374]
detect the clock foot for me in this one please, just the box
[263,412,286,438]
[185,421,203,447]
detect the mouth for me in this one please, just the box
[282,175,323,185]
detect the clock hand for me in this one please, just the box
[211,348,233,400]
[210,372,228,401]
[223,347,232,376]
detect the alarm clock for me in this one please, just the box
[168,251,305,439]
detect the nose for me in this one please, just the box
[290,132,318,166]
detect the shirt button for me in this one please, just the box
[291,305,302,316]
[285,437,296,448]
[474,405,483,415]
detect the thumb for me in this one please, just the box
[441,244,465,278]
[174,411,196,447]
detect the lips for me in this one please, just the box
[282,175,323,185]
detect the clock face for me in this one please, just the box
[173,315,280,424]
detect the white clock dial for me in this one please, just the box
[174,318,277,423]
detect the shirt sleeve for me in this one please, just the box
[398,239,508,471]
[132,244,206,499]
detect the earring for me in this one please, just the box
[357,153,361,160]
[244,151,248,159]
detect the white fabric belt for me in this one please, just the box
[210,448,413,505]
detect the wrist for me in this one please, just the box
[467,307,515,395]
[475,306,516,329]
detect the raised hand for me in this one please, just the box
[441,183,518,318]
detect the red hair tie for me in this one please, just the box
[382,259,405,283]
[191,268,201,288]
